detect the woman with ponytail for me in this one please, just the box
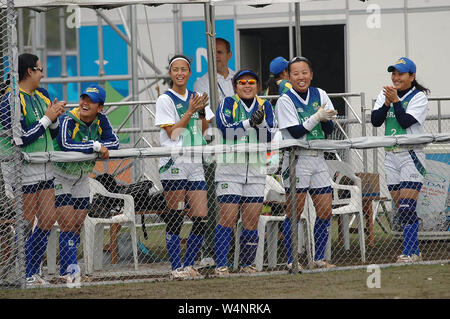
[371,57,430,263]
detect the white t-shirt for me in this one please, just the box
[275,87,335,141]
[194,68,236,103]
[154,89,215,148]
[372,87,428,135]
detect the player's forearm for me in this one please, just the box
[393,102,418,129]
[165,111,194,140]
[321,120,334,136]
[286,124,308,139]
[371,105,389,127]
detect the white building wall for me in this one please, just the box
[78,0,450,117]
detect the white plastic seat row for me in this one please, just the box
[233,160,366,271]
[47,178,138,275]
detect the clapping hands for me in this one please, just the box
[45,98,66,122]
[383,86,400,105]
[313,103,338,122]
[249,108,265,127]
[188,93,209,116]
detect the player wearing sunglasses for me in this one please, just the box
[0,53,66,284]
[275,56,338,270]
[214,69,276,276]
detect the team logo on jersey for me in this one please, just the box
[403,101,409,108]
[221,183,228,189]
[55,184,63,191]
[312,102,319,109]
[171,168,179,174]
[176,103,183,109]
[224,108,232,116]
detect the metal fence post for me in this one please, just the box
[289,147,299,273]
[360,92,367,172]
[7,0,25,288]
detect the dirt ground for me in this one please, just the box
[0,263,448,299]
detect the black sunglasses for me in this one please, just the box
[32,66,44,72]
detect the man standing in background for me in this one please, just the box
[194,37,235,268]
[194,37,235,104]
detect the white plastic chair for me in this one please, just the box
[233,175,313,271]
[83,178,138,274]
[325,160,366,262]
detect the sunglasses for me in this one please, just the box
[290,56,309,63]
[32,66,44,72]
[237,79,257,85]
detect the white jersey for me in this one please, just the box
[194,68,236,103]
[372,87,428,135]
[154,89,215,148]
[275,87,335,141]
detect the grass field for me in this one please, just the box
[0,263,448,299]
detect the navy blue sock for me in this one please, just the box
[397,198,419,256]
[282,218,293,264]
[166,233,182,270]
[25,227,50,277]
[59,231,80,276]
[184,232,204,267]
[403,221,420,256]
[240,228,259,267]
[214,224,233,267]
[314,217,331,261]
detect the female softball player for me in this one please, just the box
[0,53,66,284]
[275,56,337,270]
[54,84,119,278]
[371,57,429,263]
[264,56,292,100]
[214,69,276,276]
[154,55,212,279]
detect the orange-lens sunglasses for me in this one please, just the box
[237,79,257,85]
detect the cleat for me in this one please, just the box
[184,266,204,279]
[26,274,49,285]
[396,253,422,263]
[311,260,336,269]
[287,262,304,271]
[240,265,258,274]
[170,267,188,280]
[214,266,230,277]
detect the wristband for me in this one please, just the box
[93,141,102,152]
[39,116,52,129]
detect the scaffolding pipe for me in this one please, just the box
[96,9,163,75]
[59,8,68,101]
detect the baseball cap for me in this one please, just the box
[269,56,289,75]
[233,69,260,83]
[387,57,416,73]
[80,84,106,104]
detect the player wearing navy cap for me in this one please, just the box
[214,69,276,276]
[264,56,292,102]
[155,55,213,280]
[371,57,430,263]
[53,84,119,279]
[276,56,338,270]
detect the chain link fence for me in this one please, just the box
[0,2,449,289]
